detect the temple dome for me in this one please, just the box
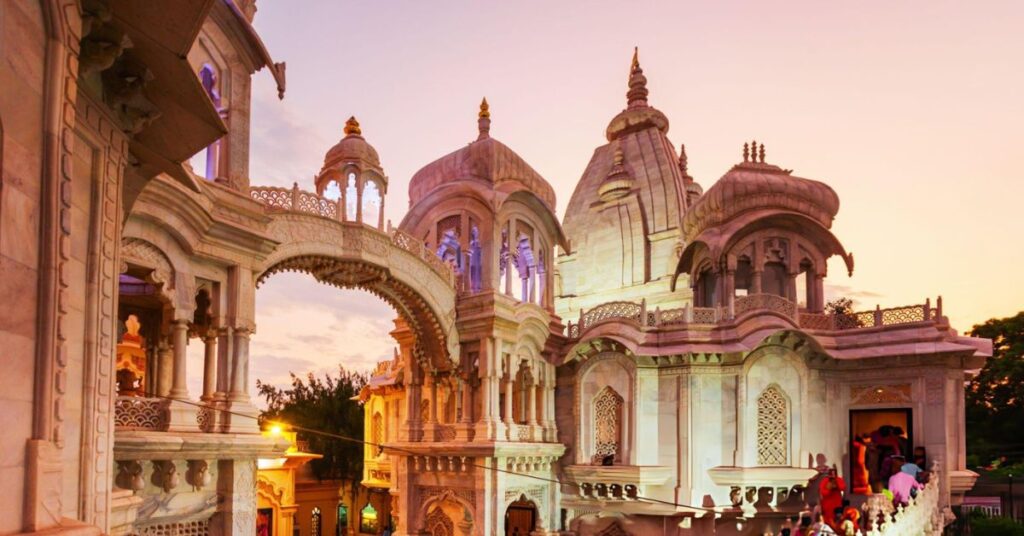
[408,100,556,209]
[682,143,840,242]
[322,116,382,172]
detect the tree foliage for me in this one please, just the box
[966,311,1024,465]
[257,366,368,482]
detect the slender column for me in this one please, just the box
[503,368,514,425]
[156,337,172,397]
[215,326,233,400]
[429,374,439,424]
[169,320,190,399]
[527,370,538,427]
[460,377,473,424]
[504,221,514,296]
[751,269,763,294]
[378,194,386,230]
[201,329,218,402]
[355,179,364,224]
[814,273,826,312]
[229,327,251,401]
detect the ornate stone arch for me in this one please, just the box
[256,475,286,508]
[121,237,179,307]
[417,490,474,536]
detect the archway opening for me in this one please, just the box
[504,499,537,536]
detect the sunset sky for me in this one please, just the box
[194,1,1024,397]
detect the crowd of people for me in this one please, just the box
[758,429,930,536]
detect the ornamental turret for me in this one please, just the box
[314,116,387,228]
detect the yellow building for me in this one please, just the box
[257,428,321,536]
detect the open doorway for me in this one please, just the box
[504,499,537,536]
[849,409,913,494]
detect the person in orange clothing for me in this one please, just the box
[818,466,846,531]
[851,435,871,494]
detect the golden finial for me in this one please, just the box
[344,116,361,136]
[478,97,490,119]
[631,47,640,72]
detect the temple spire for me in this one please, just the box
[627,46,649,109]
[477,97,491,140]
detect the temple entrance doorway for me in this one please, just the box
[849,408,914,495]
[504,499,537,536]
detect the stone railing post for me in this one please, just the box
[653,307,661,326]
[937,295,943,318]
[874,305,882,327]
[639,299,646,325]
[290,182,300,209]
[923,298,931,321]
[684,303,693,323]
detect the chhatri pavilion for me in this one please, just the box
[0,1,989,536]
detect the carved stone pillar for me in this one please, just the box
[527,368,538,428]
[460,377,473,424]
[214,326,233,401]
[429,374,439,425]
[201,329,217,402]
[156,337,172,397]
[229,328,250,401]
[169,319,190,400]
[224,327,259,433]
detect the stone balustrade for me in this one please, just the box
[564,464,673,501]
[565,295,945,340]
[114,397,170,431]
[863,464,946,535]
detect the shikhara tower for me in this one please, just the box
[0,1,989,534]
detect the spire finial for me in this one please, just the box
[626,47,649,108]
[743,142,749,162]
[758,142,766,163]
[679,144,688,174]
[477,97,491,140]
[344,116,361,136]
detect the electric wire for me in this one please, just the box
[144,392,721,513]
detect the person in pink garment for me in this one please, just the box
[888,459,925,506]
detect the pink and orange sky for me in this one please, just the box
[194,1,1024,396]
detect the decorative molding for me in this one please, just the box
[850,383,913,405]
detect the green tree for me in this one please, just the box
[966,312,1024,465]
[257,366,369,482]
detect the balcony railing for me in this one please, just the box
[114,397,169,431]
[863,463,945,534]
[566,295,944,340]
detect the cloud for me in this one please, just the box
[823,282,885,310]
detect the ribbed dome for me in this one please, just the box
[322,116,382,172]
[683,150,840,241]
[408,110,556,208]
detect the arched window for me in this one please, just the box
[593,386,624,463]
[345,173,358,221]
[335,504,348,536]
[696,267,718,307]
[311,507,322,536]
[362,181,381,227]
[359,503,378,534]
[190,64,223,180]
[323,179,341,202]
[756,385,789,466]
